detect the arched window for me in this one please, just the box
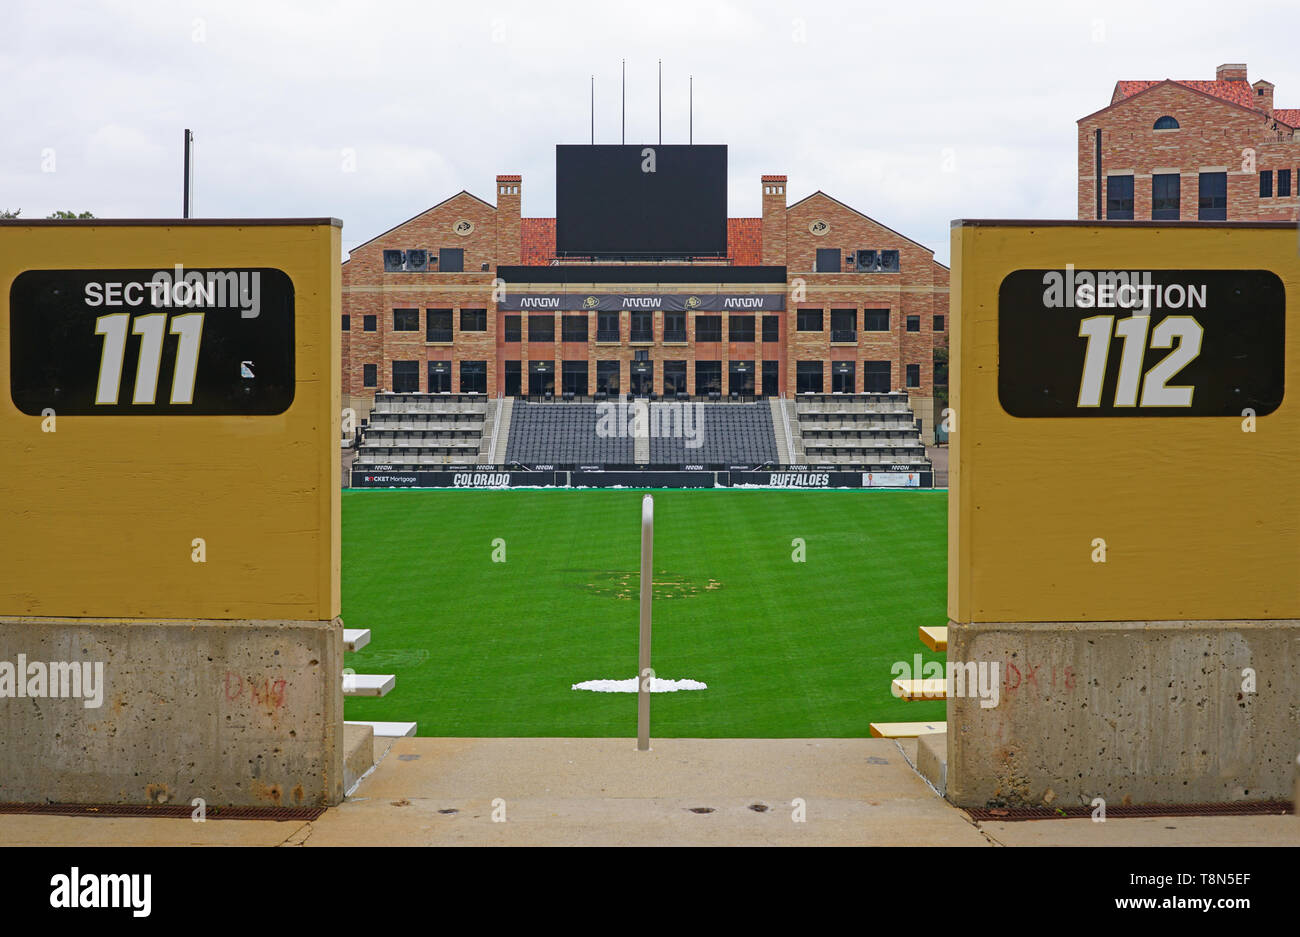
[1153,115,1180,130]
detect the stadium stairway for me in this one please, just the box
[353,393,491,470]
[343,619,418,793]
[792,393,928,468]
[869,625,950,740]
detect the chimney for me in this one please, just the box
[1216,63,1248,82]
[1252,79,1275,116]
[761,175,787,267]
[495,174,522,267]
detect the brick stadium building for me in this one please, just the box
[1078,63,1300,222]
[341,157,949,443]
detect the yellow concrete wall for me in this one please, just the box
[0,221,341,621]
[949,222,1299,623]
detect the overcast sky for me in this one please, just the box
[3,0,1297,265]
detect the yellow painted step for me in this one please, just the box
[869,721,946,739]
[891,678,947,701]
[919,626,948,651]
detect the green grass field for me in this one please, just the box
[342,488,947,737]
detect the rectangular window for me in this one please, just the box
[460,360,486,394]
[864,361,891,393]
[426,309,452,342]
[382,250,404,272]
[796,361,823,394]
[906,363,920,388]
[427,360,451,393]
[815,248,841,272]
[1279,169,1293,197]
[363,363,377,387]
[1152,173,1181,220]
[1199,172,1227,220]
[1106,174,1134,219]
[503,315,521,343]
[438,248,464,272]
[762,360,779,396]
[663,360,687,395]
[528,361,554,396]
[694,360,722,396]
[906,315,920,332]
[460,308,486,332]
[341,315,350,331]
[878,250,900,273]
[762,315,780,343]
[933,315,945,332]
[363,314,377,332]
[728,315,755,342]
[664,312,687,342]
[831,362,855,394]
[597,312,620,342]
[830,309,856,342]
[503,360,521,396]
[392,360,419,393]
[561,360,588,395]
[596,360,620,395]
[528,315,554,342]
[864,309,889,331]
[630,311,653,342]
[1260,170,1273,198]
[796,309,824,332]
[561,315,588,342]
[695,315,722,342]
[728,360,755,396]
[393,308,418,331]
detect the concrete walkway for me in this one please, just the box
[2,737,1296,846]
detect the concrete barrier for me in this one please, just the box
[0,616,345,807]
[945,619,1300,807]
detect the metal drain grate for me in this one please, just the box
[968,800,1293,822]
[0,802,326,821]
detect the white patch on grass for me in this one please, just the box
[572,677,708,693]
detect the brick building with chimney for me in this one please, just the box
[1078,63,1299,222]
[341,154,949,442]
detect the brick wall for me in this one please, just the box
[343,172,950,407]
[1078,74,1299,222]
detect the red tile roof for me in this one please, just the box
[727,218,762,265]
[1273,108,1300,128]
[516,217,764,266]
[1115,79,1259,110]
[520,217,555,265]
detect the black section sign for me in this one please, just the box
[998,269,1285,417]
[9,268,295,415]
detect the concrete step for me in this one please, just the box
[916,730,948,796]
[343,722,375,793]
[347,720,418,738]
[892,678,947,701]
[919,626,947,652]
[343,673,395,697]
[869,721,946,739]
[343,628,371,652]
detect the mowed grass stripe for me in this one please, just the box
[342,489,947,737]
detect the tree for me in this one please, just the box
[47,210,95,219]
[0,209,19,218]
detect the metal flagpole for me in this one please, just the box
[182,129,193,218]
[637,494,654,751]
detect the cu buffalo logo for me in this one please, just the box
[582,295,599,309]
[685,295,702,309]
